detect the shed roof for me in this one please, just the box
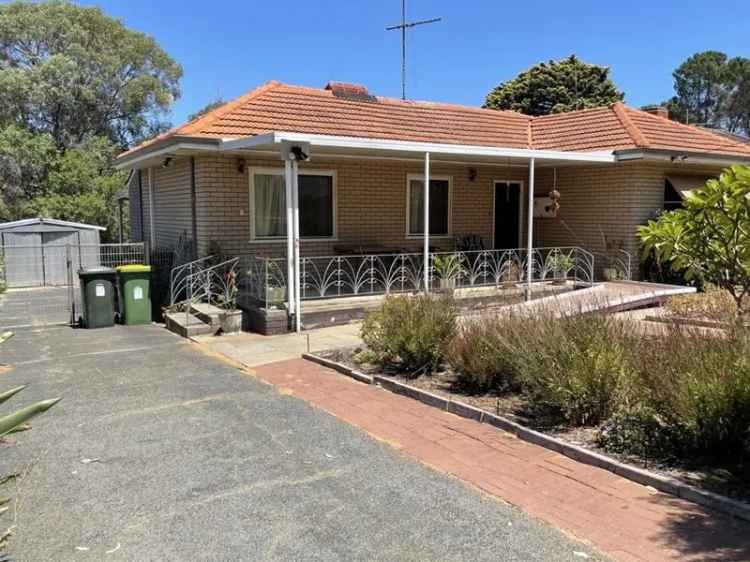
[0,218,106,231]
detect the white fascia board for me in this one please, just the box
[616,148,750,167]
[220,132,277,151]
[272,132,616,163]
[113,141,220,170]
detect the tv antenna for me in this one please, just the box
[386,1,441,100]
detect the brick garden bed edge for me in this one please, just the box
[301,353,750,523]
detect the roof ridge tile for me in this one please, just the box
[612,102,649,148]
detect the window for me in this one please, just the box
[663,180,683,211]
[250,169,335,240]
[407,176,451,236]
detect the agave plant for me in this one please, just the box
[0,334,60,436]
[0,386,60,437]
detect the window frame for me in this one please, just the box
[405,173,453,239]
[248,167,337,242]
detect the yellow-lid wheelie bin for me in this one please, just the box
[116,265,152,325]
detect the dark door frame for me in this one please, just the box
[492,180,524,249]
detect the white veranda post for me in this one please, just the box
[284,160,295,317]
[526,158,536,300]
[292,160,302,333]
[423,152,430,294]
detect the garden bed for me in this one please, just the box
[319,345,750,505]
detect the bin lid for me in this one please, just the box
[78,266,117,277]
[116,264,151,273]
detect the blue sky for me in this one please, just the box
[90,0,748,126]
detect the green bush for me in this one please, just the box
[447,318,519,392]
[511,314,635,426]
[633,327,750,461]
[360,295,456,375]
[448,312,635,425]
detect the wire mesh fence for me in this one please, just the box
[0,242,157,328]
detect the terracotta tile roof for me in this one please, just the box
[120,81,750,161]
[531,105,636,152]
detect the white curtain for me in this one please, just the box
[254,174,286,237]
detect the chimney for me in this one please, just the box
[641,105,669,119]
[324,81,377,102]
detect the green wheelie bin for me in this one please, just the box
[78,267,117,329]
[117,264,152,325]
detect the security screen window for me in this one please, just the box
[408,178,450,236]
[253,172,334,239]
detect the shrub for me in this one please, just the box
[638,164,750,313]
[447,318,520,392]
[635,326,750,461]
[665,285,737,322]
[512,314,636,426]
[448,312,635,425]
[360,295,456,375]
[597,405,679,461]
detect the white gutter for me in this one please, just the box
[220,131,616,164]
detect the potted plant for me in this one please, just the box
[217,269,243,333]
[548,252,575,284]
[265,282,286,307]
[502,261,522,288]
[432,254,465,294]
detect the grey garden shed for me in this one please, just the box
[0,218,105,287]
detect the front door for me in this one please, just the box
[494,181,521,249]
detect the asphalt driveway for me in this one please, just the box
[0,324,601,561]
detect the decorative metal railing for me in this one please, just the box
[169,255,215,306]
[179,257,239,324]
[239,247,594,307]
[602,249,632,281]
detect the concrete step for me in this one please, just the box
[189,302,224,327]
[165,311,214,338]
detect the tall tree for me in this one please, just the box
[0,2,181,240]
[187,97,225,122]
[0,0,182,149]
[484,55,624,116]
[664,51,750,136]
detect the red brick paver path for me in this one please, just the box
[252,359,750,562]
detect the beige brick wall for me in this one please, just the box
[151,157,193,249]
[194,155,529,258]
[534,161,723,278]
[128,153,724,281]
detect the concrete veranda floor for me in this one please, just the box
[0,323,597,561]
[193,322,363,366]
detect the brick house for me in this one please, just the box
[116,80,750,332]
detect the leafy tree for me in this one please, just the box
[638,165,750,313]
[484,55,624,116]
[27,136,127,238]
[0,0,182,149]
[0,125,56,218]
[664,51,750,136]
[0,2,180,241]
[187,97,225,122]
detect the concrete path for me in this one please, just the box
[253,358,750,562]
[501,281,696,317]
[0,324,596,561]
[0,287,71,329]
[194,322,363,367]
